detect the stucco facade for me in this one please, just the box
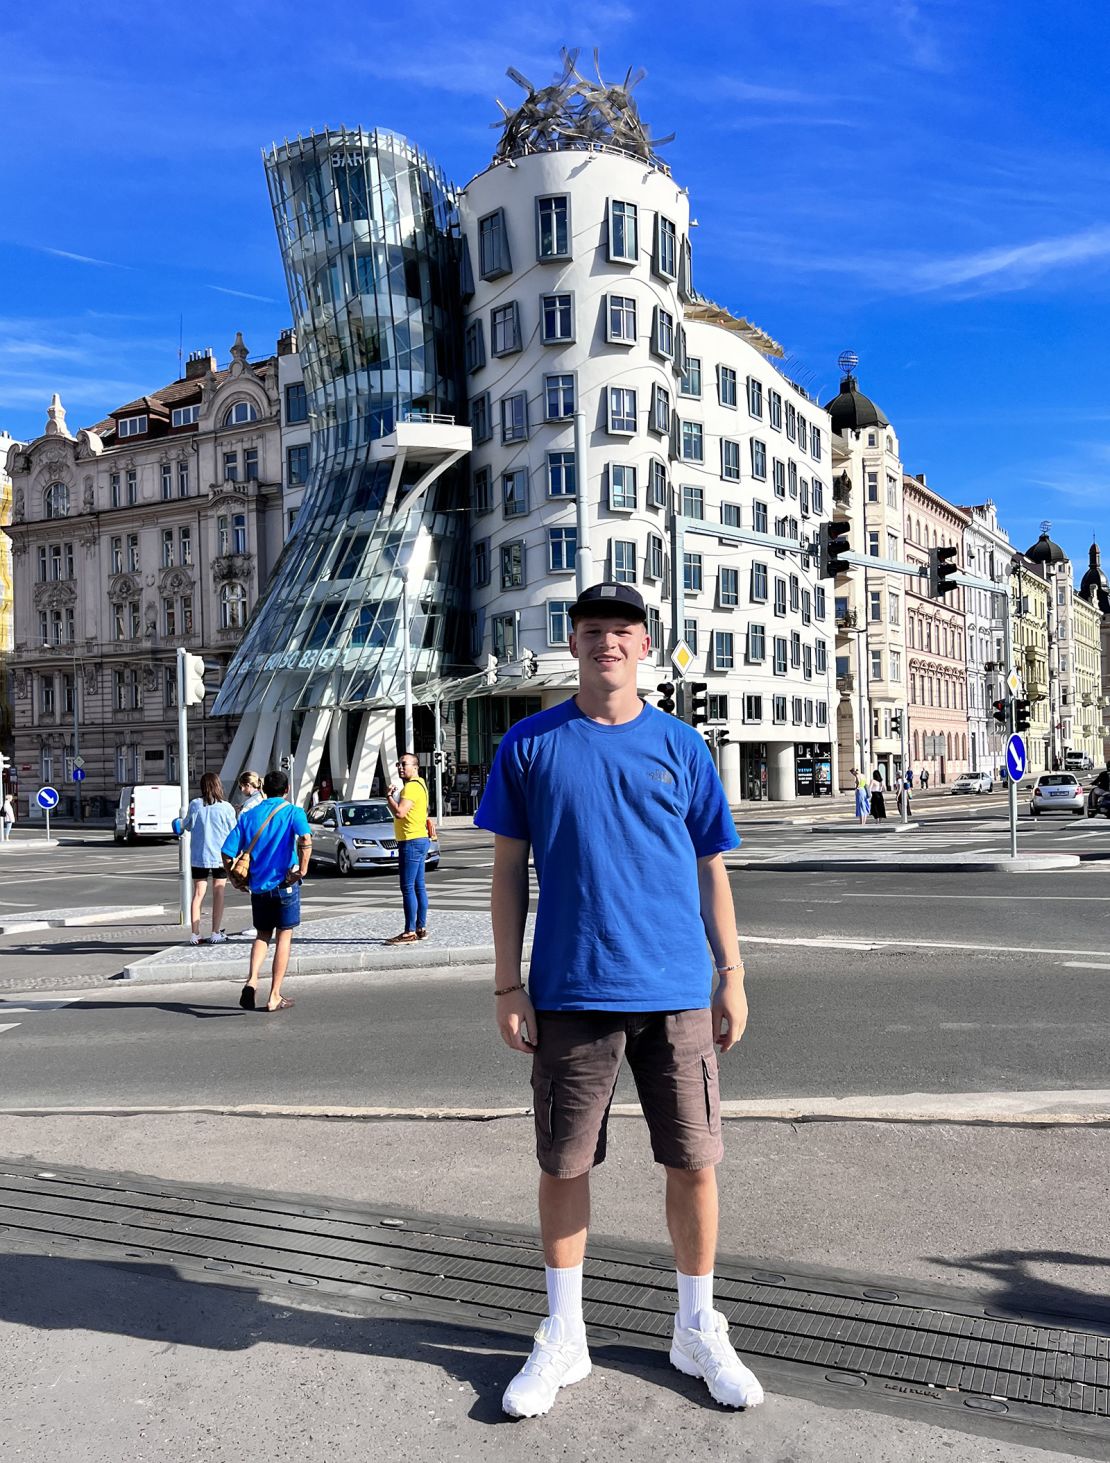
[960,501,1012,775]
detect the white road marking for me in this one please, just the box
[1060,961,1110,971]
[744,933,1110,959]
[841,892,1110,902]
[0,1024,21,1035]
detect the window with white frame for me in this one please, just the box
[751,439,767,479]
[680,356,702,397]
[684,617,699,654]
[801,588,812,624]
[223,452,238,483]
[548,527,577,572]
[886,473,898,507]
[243,446,258,480]
[220,582,247,630]
[812,478,824,515]
[773,576,787,616]
[773,636,787,675]
[747,377,763,417]
[683,552,703,594]
[738,693,758,723]
[172,404,199,428]
[478,209,511,279]
[889,592,900,626]
[721,439,740,481]
[868,530,880,556]
[491,302,521,356]
[890,649,902,681]
[541,293,573,342]
[816,700,828,727]
[536,195,570,258]
[800,477,810,516]
[611,539,637,583]
[545,374,575,420]
[711,693,730,721]
[286,443,310,485]
[785,402,796,440]
[547,450,576,497]
[491,611,518,661]
[177,461,189,497]
[790,630,802,668]
[869,589,882,622]
[650,382,670,435]
[609,464,637,511]
[810,423,821,459]
[719,567,739,608]
[654,214,677,277]
[797,416,808,454]
[771,694,786,723]
[867,470,879,502]
[815,639,827,673]
[746,623,766,663]
[652,306,675,359]
[501,392,528,443]
[499,540,525,591]
[608,387,637,434]
[126,469,138,504]
[607,294,637,345]
[752,500,768,533]
[681,483,704,520]
[647,605,663,657]
[126,533,139,571]
[646,534,665,580]
[160,464,173,500]
[608,199,638,262]
[870,649,883,680]
[681,421,703,462]
[117,414,147,438]
[769,390,783,430]
[502,469,529,517]
[161,528,174,568]
[648,458,668,508]
[803,644,813,679]
[548,599,574,645]
[224,401,258,427]
[750,562,768,602]
[773,459,786,498]
[712,631,735,670]
[721,502,740,528]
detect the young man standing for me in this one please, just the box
[385,752,434,944]
[220,769,311,1012]
[475,582,762,1419]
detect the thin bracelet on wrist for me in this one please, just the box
[494,982,526,996]
[716,963,744,975]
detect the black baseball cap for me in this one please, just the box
[568,581,648,624]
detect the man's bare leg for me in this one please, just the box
[539,1171,590,1267]
[245,934,271,993]
[665,1165,718,1275]
[266,928,294,1009]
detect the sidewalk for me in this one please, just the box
[0,1110,1103,1461]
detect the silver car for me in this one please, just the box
[1029,773,1086,817]
[950,771,993,795]
[307,799,441,875]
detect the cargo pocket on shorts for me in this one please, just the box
[701,1054,721,1134]
[532,1075,556,1152]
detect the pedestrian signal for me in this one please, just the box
[688,681,709,728]
[657,682,676,715]
[992,699,1008,728]
[180,651,208,706]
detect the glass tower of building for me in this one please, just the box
[214,129,470,796]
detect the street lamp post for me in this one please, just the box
[398,527,433,756]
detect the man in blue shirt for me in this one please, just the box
[221,769,311,1012]
[476,582,762,1419]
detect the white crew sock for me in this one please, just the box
[677,1269,714,1329]
[545,1263,584,1332]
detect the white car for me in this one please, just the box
[1029,773,1086,817]
[950,771,993,795]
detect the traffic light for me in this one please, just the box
[717,729,731,747]
[521,648,538,680]
[688,681,709,727]
[992,699,1008,729]
[891,711,903,738]
[484,654,498,687]
[927,544,959,598]
[180,651,208,706]
[817,519,851,579]
[432,749,445,768]
[1013,698,1031,733]
[657,681,676,715]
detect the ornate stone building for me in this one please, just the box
[0,429,16,752]
[1079,541,1110,765]
[3,337,290,817]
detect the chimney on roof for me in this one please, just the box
[915,472,927,486]
[278,327,298,357]
[185,348,216,381]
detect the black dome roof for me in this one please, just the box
[1080,543,1110,613]
[1025,532,1068,566]
[823,374,889,434]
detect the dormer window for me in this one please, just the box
[172,404,200,428]
[224,401,258,427]
[118,414,147,438]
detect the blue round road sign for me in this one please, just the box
[72,768,86,782]
[36,786,60,810]
[1006,734,1027,782]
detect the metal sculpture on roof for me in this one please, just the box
[493,48,673,170]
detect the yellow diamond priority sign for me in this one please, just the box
[671,640,695,678]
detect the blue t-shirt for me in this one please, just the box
[221,799,311,893]
[474,698,739,1012]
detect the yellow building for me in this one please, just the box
[1011,557,1050,774]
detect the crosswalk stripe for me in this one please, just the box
[0,1024,21,1035]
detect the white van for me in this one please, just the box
[114,785,181,843]
[1064,751,1094,772]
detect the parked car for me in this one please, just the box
[950,771,993,795]
[1029,773,1086,817]
[114,785,181,843]
[306,799,441,875]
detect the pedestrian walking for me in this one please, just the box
[475,581,763,1420]
[220,769,312,1012]
[181,773,238,944]
[920,768,930,791]
[384,752,435,944]
[236,770,264,812]
[0,792,15,843]
[905,769,914,791]
[869,770,888,823]
[850,767,870,826]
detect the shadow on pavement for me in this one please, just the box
[926,1247,1110,1325]
[0,1250,719,1422]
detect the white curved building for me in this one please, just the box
[458,144,835,802]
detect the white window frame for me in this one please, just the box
[608,199,639,263]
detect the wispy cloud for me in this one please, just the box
[208,284,278,303]
[39,246,130,269]
[912,226,1110,294]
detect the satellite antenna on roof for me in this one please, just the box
[178,314,184,378]
[837,349,859,376]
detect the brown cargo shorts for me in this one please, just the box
[530,1008,723,1179]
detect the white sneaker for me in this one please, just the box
[187,933,201,946]
[670,1308,764,1408]
[239,927,257,940]
[502,1315,591,1418]
[208,930,227,944]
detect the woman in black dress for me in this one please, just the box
[869,770,888,822]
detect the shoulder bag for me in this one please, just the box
[228,802,286,891]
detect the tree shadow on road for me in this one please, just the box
[926,1247,1110,1325]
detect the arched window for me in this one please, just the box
[961,733,967,761]
[947,732,954,759]
[913,730,919,760]
[223,401,258,427]
[44,482,69,519]
[220,582,247,630]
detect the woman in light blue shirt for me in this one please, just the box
[183,772,239,944]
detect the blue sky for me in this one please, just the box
[3,0,1108,580]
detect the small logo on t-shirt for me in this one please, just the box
[649,769,675,784]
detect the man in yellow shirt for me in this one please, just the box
[385,752,434,943]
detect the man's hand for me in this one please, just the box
[496,988,537,1053]
[711,976,749,1053]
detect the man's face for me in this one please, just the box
[398,756,417,779]
[570,614,651,689]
